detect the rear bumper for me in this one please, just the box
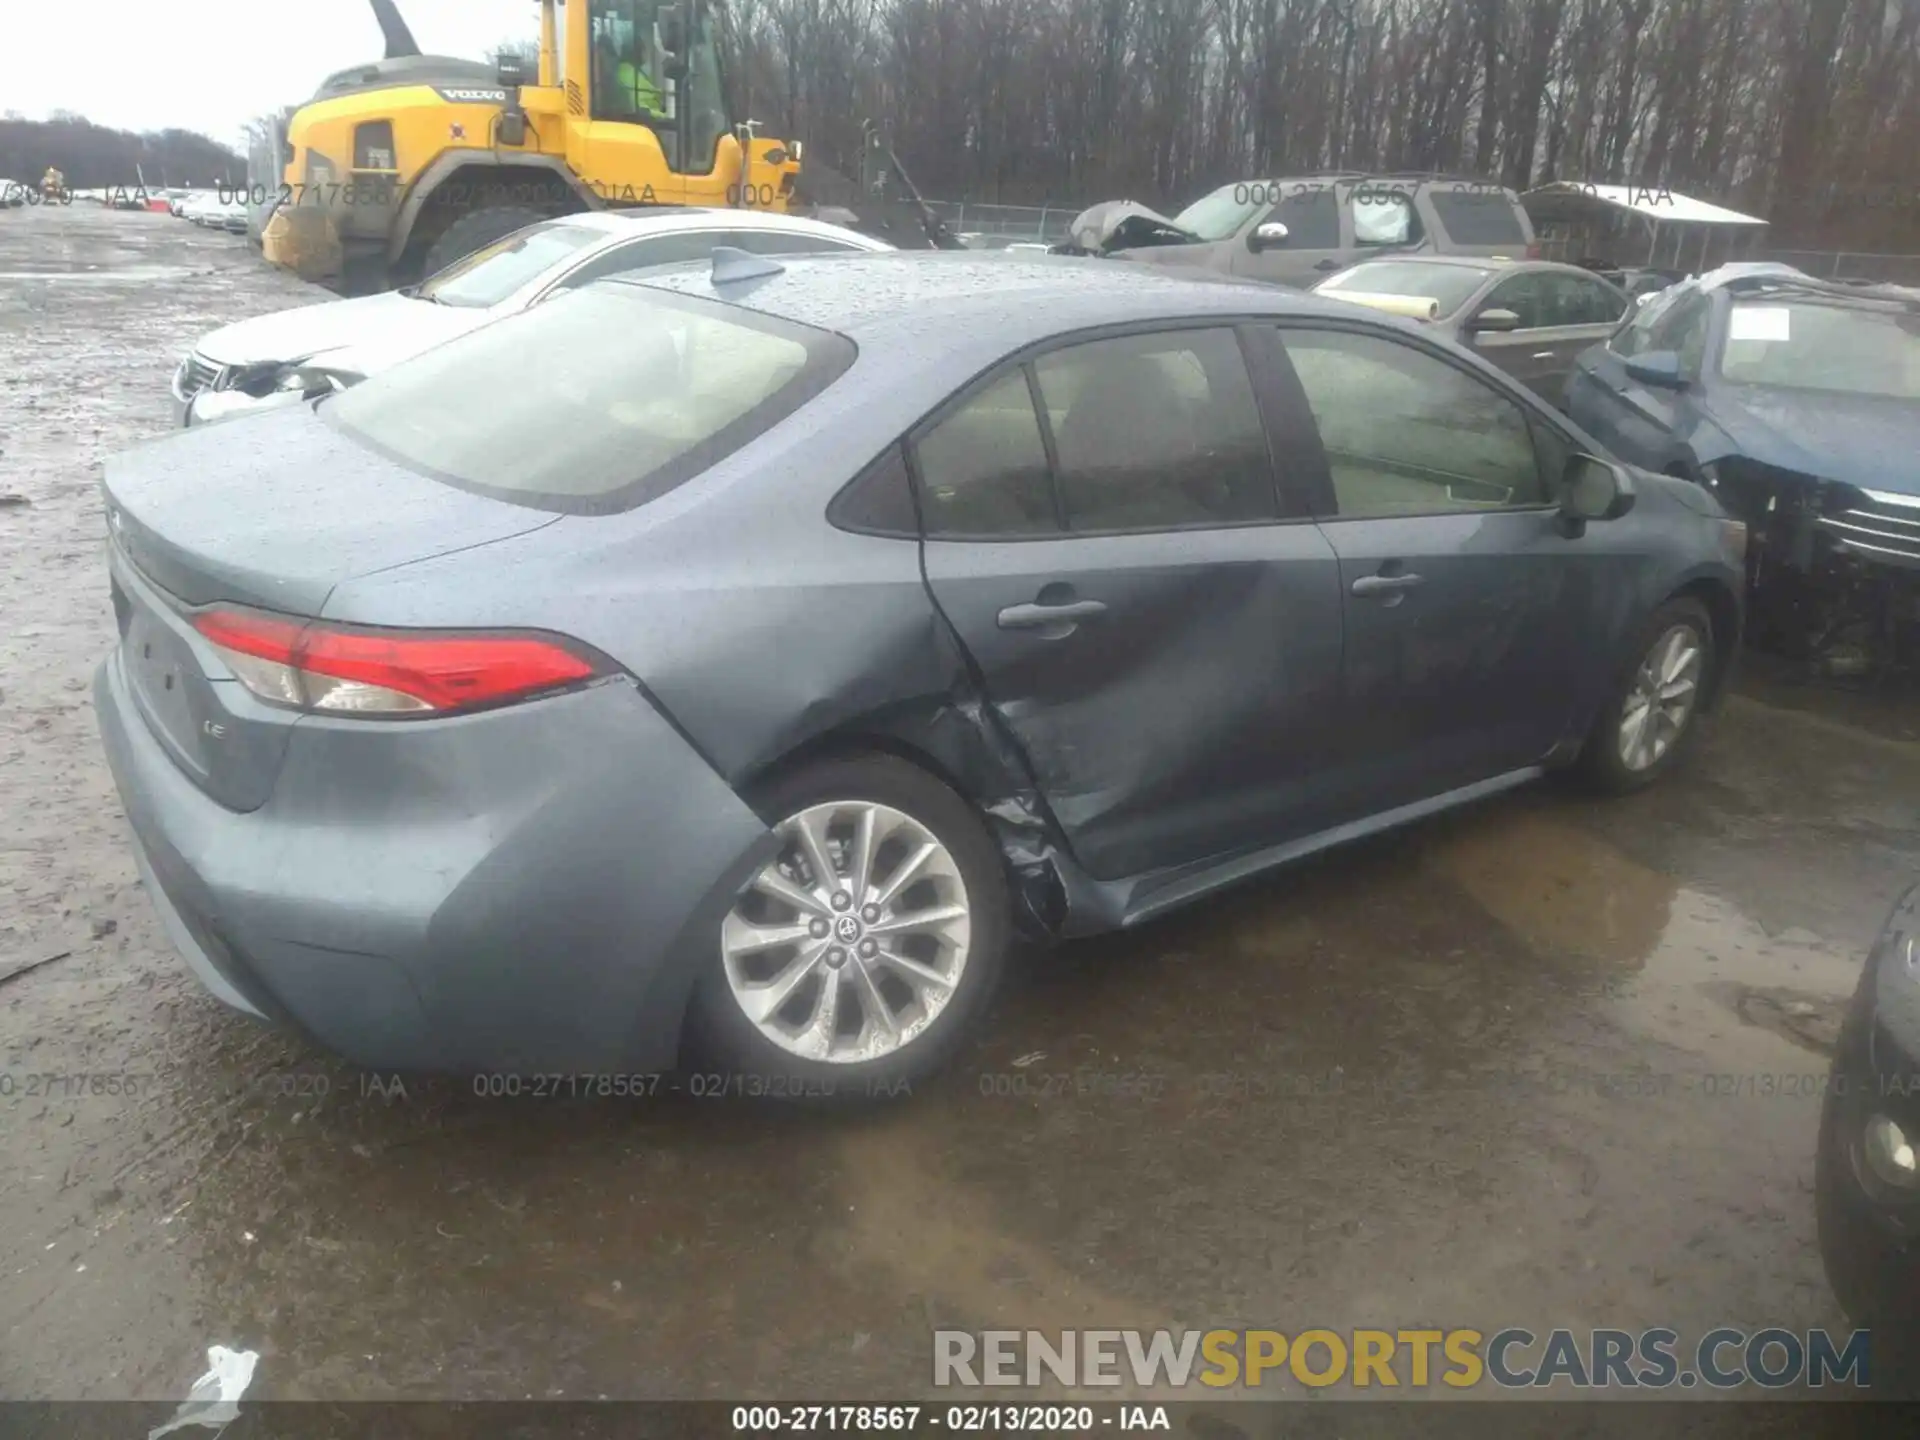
[95,649,775,1074]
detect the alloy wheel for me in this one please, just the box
[721,800,972,1063]
[1618,623,1704,772]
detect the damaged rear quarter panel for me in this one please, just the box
[317,357,1073,936]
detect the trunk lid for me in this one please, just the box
[103,403,556,612]
[102,404,558,810]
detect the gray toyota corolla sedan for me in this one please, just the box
[95,250,1746,1092]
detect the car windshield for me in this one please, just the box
[1317,262,1495,318]
[1719,299,1920,400]
[414,222,605,308]
[1170,185,1258,242]
[327,282,855,511]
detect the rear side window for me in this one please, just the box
[914,372,1057,536]
[1033,329,1274,531]
[913,327,1278,538]
[328,284,854,513]
[1351,190,1423,248]
[1426,189,1528,246]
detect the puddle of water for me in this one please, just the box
[1423,808,1859,1066]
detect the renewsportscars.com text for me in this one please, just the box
[933,1327,1872,1390]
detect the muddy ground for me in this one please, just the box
[2,203,1919,1411]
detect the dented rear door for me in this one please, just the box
[912,325,1346,883]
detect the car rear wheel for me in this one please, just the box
[688,754,1010,1095]
[1577,596,1714,793]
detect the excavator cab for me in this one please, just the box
[264,0,800,291]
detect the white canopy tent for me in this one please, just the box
[1522,182,1770,273]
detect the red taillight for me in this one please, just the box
[192,607,602,717]
[1525,240,1543,260]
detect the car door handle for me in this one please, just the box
[1531,350,1557,359]
[1350,573,1425,597]
[1314,258,1342,271]
[997,599,1109,629]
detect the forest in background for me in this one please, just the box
[721,0,1920,247]
[0,114,243,190]
[7,0,1919,250]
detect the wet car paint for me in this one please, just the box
[4,203,1918,1407]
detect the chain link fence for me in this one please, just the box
[921,200,1076,244]
[1756,249,1920,285]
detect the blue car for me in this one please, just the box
[1566,267,1920,668]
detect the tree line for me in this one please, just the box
[721,0,1920,248]
[0,114,243,191]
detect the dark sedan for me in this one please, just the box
[1818,884,1920,1388]
[95,250,1745,1090]
[1311,255,1631,403]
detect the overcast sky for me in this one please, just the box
[1,0,538,147]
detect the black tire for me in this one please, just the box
[1575,596,1715,794]
[686,754,1011,1097]
[420,204,551,279]
[1815,1022,1920,1391]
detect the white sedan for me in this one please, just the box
[171,209,894,426]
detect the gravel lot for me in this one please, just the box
[2,203,1918,1417]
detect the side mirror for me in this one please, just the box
[1249,221,1289,252]
[1623,350,1688,388]
[1558,452,1637,536]
[1467,307,1521,334]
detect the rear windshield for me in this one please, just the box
[326,283,856,513]
[415,221,604,307]
[1317,261,1494,318]
[1426,190,1529,247]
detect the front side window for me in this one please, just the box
[1610,281,1693,356]
[1542,274,1629,327]
[328,284,852,512]
[1719,300,1920,400]
[1032,329,1274,531]
[591,1,670,123]
[1279,328,1549,517]
[416,221,603,307]
[1481,272,1547,329]
[1263,189,1340,248]
[1655,292,1713,375]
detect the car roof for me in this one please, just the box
[1338,254,1514,271]
[554,208,890,246]
[620,251,1386,381]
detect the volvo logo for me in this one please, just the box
[833,914,861,944]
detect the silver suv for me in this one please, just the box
[1068,174,1539,288]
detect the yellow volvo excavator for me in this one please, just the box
[262,0,802,288]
